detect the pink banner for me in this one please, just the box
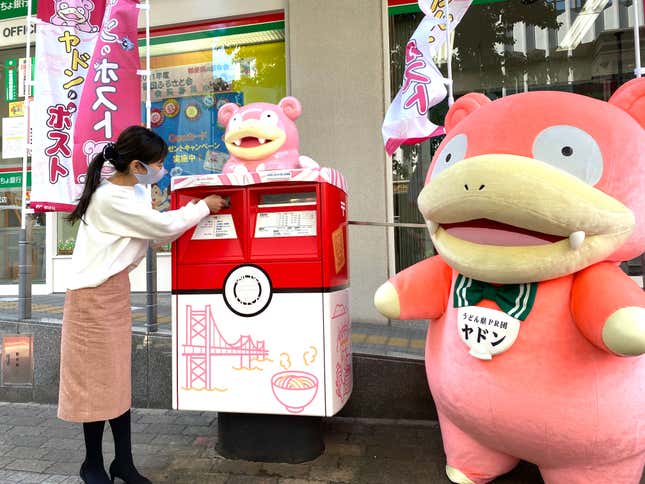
[37,0,106,33]
[30,1,107,212]
[382,0,472,156]
[72,0,141,185]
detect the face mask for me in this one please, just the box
[134,162,167,185]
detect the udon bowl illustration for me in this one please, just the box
[271,371,319,414]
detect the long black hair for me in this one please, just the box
[67,126,168,224]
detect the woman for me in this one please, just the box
[59,126,225,484]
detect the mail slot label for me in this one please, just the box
[255,210,317,238]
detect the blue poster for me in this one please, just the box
[146,92,243,211]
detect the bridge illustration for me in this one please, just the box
[182,304,269,390]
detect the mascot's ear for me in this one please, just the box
[278,96,302,121]
[217,103,239,128]
[609,78,645,129]
[445,93,491,133]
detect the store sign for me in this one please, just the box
[147,92,242,211]
[3,57,33,101]
[18,56,34,97]
[0,0,36,21]
[2,115,26,158]
[0,170,30,189]
[4,57,17,101]
[0,17,36,48]
[144,62,235,102]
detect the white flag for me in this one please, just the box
[382,0,472,156]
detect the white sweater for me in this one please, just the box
[68,181,209,290]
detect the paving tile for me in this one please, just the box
[42,462,81,477]
[2,447,48,460]
[4,459,54,473]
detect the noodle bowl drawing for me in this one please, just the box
[271,371,319,414]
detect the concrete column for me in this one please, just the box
[287,0,391,322]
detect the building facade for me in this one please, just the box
[0,0,643,328]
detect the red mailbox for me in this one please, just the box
[171,168,351,417]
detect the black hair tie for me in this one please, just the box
[102,142,119,162]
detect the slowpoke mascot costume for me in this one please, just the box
[217,96,319,174]
[374,78,645,484]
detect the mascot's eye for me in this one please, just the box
[532,125,603,185]
[430,133,468,178]
[77,7,85,13]
[229,114,242,130]
[260,110,279,126]
[60,2,69,8]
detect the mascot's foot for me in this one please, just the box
[446,465,476,484]
[438,414,519,483]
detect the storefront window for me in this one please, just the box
[144,15,286,219]
[0,45,45,283]
[389,0,644,273]
[55,13,287,255]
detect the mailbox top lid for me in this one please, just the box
[171,167,348,194]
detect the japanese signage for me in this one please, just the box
[30,0,140,212]
[18,56,34,98]
[0,0,36,21]
[71,0,140,185]
[191,214,237,240]
[4,57,35,102]
[144,62,235,102]
[457,306,520,360]
[0,170,30,189]
[2,116,26,158]
[254,210,317,238]
[30,22,99,212]
[149,92,242,211]
[382,0,472,155]
[4,58,17,101]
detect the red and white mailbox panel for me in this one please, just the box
[170,168,352,417]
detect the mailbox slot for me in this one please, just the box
[249,184,321,261]
[174,187,247,264]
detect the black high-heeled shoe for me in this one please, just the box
[80,461,112,484]
[108,459,152,484]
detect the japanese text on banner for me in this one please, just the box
[382,0,472,156]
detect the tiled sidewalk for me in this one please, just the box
[0,402,546,484]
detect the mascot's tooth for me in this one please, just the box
[259,138,266,144]
[569,231,586,250]
[234,140,241,146]
[427,220,439,235]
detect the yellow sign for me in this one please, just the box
[8,101,23,117]
[332,226,346,274]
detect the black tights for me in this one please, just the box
[82,410,135,473]
[82,410,149,483]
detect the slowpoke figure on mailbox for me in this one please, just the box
[217,96,320,174]
[171,97,350,463]
[374,79,645,484]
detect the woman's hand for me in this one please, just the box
[201,194,227,213]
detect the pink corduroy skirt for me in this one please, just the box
[58,269,132,422]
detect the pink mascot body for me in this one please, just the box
[375,79,645,484]
[217,96,319,174]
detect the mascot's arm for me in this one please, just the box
[374,255,452,320]
[571,262,645,356]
